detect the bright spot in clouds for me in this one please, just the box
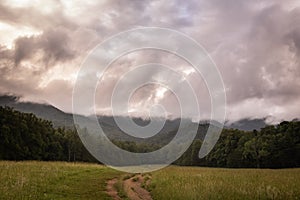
[155,86,168,99]
[0,0,299,122]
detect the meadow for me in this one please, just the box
[0,161,122,200]
[148,166,300,200]
[1,161,300,200]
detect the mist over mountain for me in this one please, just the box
[0,94,270,137]
[0,95,74,127]
[225,118,268,131]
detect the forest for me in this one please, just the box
[0,106,299,168]
[0,106,96,162]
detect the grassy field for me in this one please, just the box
[0,161,123,200]
[148,166,300,200]
[1,161,300,200]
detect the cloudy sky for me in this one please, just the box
[0,0,299,123]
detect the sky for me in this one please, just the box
[0,0,299,123]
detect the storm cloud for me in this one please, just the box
[0,0,299,123]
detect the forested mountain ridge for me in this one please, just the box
[0,94,269,131]
[1,106,299,168]
[0,95,74,128]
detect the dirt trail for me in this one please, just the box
[106,174,152,200]
[106,178,122,200]
[123,174,152,200]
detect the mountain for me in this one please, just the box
[225,118,267,131]
[0,95,209,144]
[0,95,268,143]
[98,115,208,145]
[0,95,74,127]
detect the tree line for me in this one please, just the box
[0,106,96,162]
[113,121,300,168]
[0,106,299,168]
[176,121,300,168]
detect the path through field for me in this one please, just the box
[106,174,152,200]
[106,178,122,200]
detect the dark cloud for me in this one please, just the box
[13,27,76,66]
[0,0,299,122]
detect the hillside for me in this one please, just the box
[1,104,300,168]
[225,118,267,131]
[0,95,206,143]
[0,94,276,150]
[0,95,74,128]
